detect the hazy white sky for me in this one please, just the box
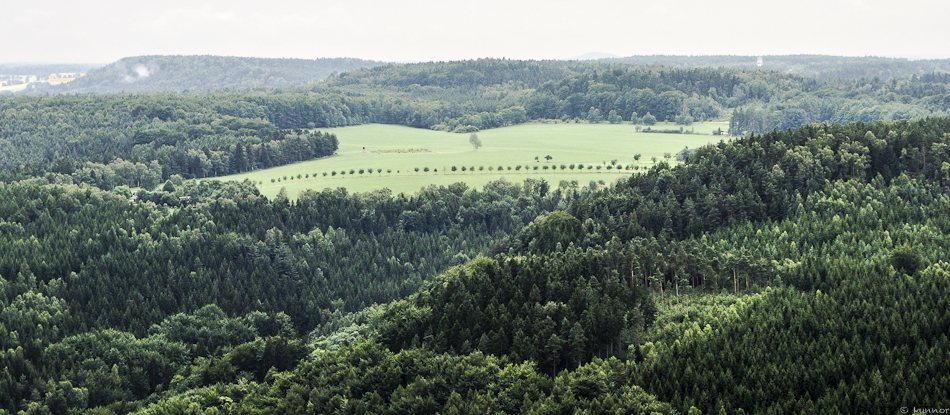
[5,0,948,63]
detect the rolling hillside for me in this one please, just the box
[24,55,386,93]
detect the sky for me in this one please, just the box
[4,0,949,64]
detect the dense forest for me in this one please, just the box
[2,56,950,413]
[0,93,348,185]
[523,66,949,133]
[0,175,572,413]
[3,116,950,413]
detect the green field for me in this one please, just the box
[0,75,37,92]
[214,121,729,198]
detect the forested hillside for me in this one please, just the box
[524,66,949,134]
[0,175,570,413]
[23,56,385,94]
[0,93,349,185]
[326,57,950,134]
[329,58,608,90]
[3,113,950,413]
[610,55,950,80]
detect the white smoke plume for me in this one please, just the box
[122,64,151,83]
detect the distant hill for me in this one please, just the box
[25,55,387,93]
[608,55,950,80]
[569,52,620,60]
[325,58,616,90]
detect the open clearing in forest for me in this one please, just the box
[214,121,729,198]
[0,75,32,92]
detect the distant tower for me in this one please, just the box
[756,57,763,67]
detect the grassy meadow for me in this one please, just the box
[0,75,33,93]
[215,121,729,198]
